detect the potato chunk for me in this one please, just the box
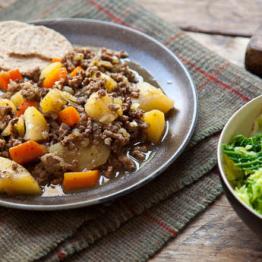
[10,91,25,107]
[1,121,12,136]
[101,73,117,91]
[143,109,165,144]
[40,89,66,114]
[1,116,25,137]
[61,90,77,103]
[0,157,41,195]
[14,117,25,137]
[49,142,110,171]
[91,72,117,92]
[40,62,67,88]
[85,92,122,124]
[0,99,16,114]
[137,82,174,113]
[40,89,77,114]
[24,107,48,141]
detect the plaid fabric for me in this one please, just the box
[0,0,261,261]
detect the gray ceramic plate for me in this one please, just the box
[0,19,198,210]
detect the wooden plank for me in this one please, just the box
[0,0,15,9]
[188,32,249,67]
[145,29,261,262]
[141,0,262,37]
[151,195,262,262]
[148,30,262,261]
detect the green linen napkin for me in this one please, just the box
[0,0,261,261]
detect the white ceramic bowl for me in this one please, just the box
[217,95,262,238]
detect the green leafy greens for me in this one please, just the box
[223,134,262,215]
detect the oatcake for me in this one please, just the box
[0,48,49,73]
[0,21,29,50]
[0,21,72,73]
[8,25,73,60]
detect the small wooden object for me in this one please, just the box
[245,25,262,76]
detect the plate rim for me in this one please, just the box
[0,18,198,210]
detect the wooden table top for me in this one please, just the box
[139,1,262,261]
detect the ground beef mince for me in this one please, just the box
[20,81,40,101]
[0,106,13,130]
[23,67,41,82]
[30,162,49,186]
[0,138,5,149]
[40,153,75,184]
[131,146,147,161]
[0,46,163,194]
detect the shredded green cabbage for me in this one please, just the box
[235,171,262,214]
[223,133,262,215]
[253,114,262,134]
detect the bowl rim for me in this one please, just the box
[217,95,262,219]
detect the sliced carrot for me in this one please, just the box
[52,57,62,62]
[8,69,23,81]
[16,100,38,116]
[0,69,23,91]
[9,140,46,165]
[41,62,68,88]
[70,66,83,77]
[63,170,100,192]
[58,106,80,126]
[0,72,10,91]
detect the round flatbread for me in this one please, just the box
[0,21,43,73]
[8,25,73,60]
[0,21,73,73]
[0,48,49,73]
[0,21,29,49]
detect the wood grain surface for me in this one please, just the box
[151,195,262,262]
[138,1,262,261]
[188,32,249,67]
[0,1,261,261]
[0,0,15,9]
[141,0,262,37]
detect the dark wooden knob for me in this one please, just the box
[245,25,262,77]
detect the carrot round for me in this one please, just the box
[0,69,23,91]
[51,57,62,63]
[63,170,100,192]
[58,106,80,126]
[0,72,10,91]
[70,66,83,77]
[8,69,23,81]
[9,140,46,165]
[16,100,38,116]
